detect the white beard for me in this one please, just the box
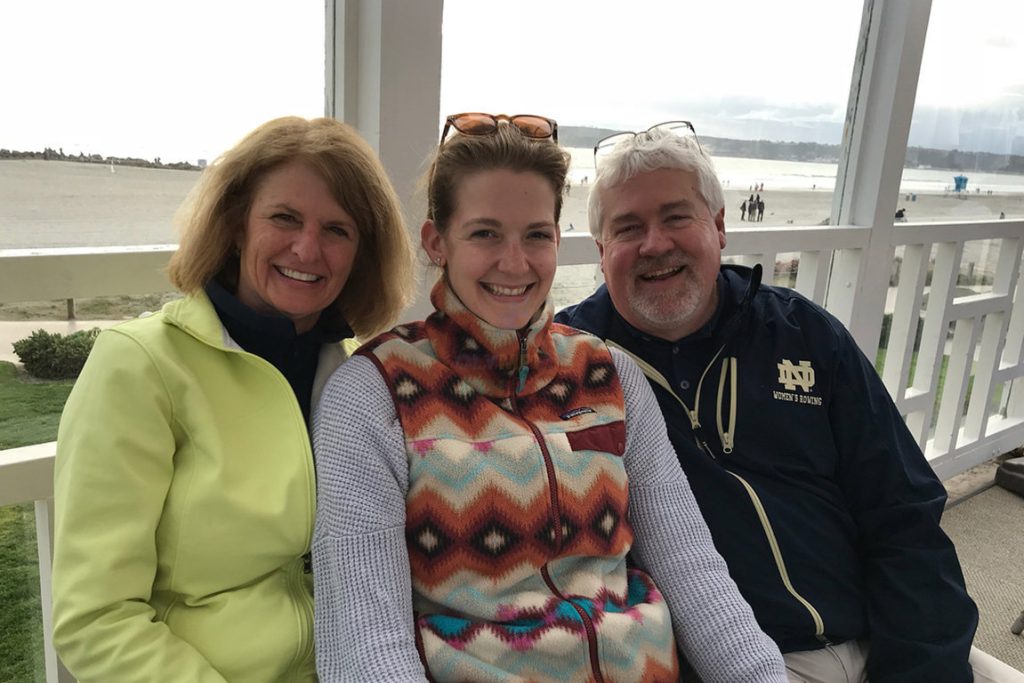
[626,263,706,335]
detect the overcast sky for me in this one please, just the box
[1,0,1021,162]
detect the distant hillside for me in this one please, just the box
[0,147,201,171]
[559,126,622,147]
[560,125,1024,175]
[6,129,1024,175]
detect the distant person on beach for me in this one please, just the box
[312,113,786,682]
[895,207,907,221]
[741,197,748,220]
[556,124,985,682]
[51,116,415,681]
[757,196,765,221]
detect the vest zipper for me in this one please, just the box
[516,333,530,393]
[509,353,605,683]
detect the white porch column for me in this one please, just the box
[326,0,444,322]
[826,0,932,356]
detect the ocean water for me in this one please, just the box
[897,166,1024,195]
[566,147,1024,194]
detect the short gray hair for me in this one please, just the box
[587,128,724,239]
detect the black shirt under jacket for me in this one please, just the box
[205,279,351,424]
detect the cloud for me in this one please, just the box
[909,104,1024,153]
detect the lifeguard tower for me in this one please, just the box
[954,173,969,196]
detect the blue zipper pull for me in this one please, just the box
[517,364,529,393]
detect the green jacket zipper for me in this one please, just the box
[181,324,319,675]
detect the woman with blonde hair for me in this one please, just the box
[52,116,414,682]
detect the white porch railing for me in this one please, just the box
[2,214,1024,679]
[3,215,1024,680]
[0,443,68,682]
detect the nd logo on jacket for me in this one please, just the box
[773,359,822,406]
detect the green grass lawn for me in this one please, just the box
[0,292,181,322]
[876,347,1005,428]
[0,363,75,450]
[0,361,74,682]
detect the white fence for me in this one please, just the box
[2,215,1024,681]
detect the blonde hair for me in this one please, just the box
[168,116,415,338]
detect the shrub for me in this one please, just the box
[12,328,101,379]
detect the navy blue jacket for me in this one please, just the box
[556,264,978,682]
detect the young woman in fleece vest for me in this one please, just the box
[311,113,787,683]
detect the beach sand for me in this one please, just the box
[0,160,198,249]
[4,159,1022,249]
[563,182,1024,232]
[3,159,1021,315]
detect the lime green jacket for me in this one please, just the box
[52,292,352,682]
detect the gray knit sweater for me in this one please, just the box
[312,347,787,682]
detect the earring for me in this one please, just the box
[434,256,443,266]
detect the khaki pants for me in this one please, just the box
[783,642,1024,683]
[784,640,868,683]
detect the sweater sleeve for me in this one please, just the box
[312,355,427,682]
[52,329,228,683]
[610,348,787,683]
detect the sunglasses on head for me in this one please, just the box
[439,112,558,147]
[593,120,703,168]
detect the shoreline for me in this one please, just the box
[564,184,1024,232]
[2,159,1020,319]
[4,159,1024,250]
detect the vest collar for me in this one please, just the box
[422,279,558,399]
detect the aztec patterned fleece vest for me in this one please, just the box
[359,282,679,683]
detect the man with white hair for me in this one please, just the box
[556,123,981,682]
